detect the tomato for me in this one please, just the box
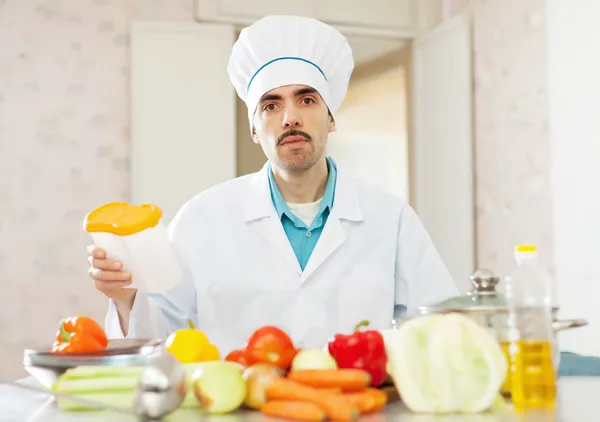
[245,326,296,370]
[225,349,248,366]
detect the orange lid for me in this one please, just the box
[84,202,163,236]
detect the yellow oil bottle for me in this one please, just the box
[507,338,557,409]
[500,341,512,395]
[503,245,557,411]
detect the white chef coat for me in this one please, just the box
[105,161,459,354]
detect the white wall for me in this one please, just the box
[327,66,409,200]
[470,0,555,295]
[547,0,600,356]
[411,13,474,293]
[0,0,196,381]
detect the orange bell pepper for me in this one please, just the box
[51,316,109,353]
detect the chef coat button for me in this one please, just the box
[306,231,312,237]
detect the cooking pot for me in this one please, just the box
[392,270,587,366]
[411,269,588,333]
[395,269,588,371]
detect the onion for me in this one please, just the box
[291,348,338,371]
[191,361,247,414]
[242,363,285,409]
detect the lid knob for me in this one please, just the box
[469,269,500,294]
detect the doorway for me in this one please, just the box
[327,47,410,201]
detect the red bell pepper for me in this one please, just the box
[327,320,388,387]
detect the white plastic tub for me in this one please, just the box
[84,202,181,293]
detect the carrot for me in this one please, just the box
[343,388,388,413]
[266,377,359,421]
[314,387,342,394]
[342,391,376,413]
[287,369,371,391]
[261,400,326,421]
[366,388,388,412]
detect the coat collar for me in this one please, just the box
[242,157,363,223]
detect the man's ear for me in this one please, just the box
[328,114,336,133]
[251,126,260,144]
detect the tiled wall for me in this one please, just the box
[0,0,551,380]
[471,0,553,282]
[416,0,552,283]
[0,0,193,380]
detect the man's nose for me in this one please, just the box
[282,108,302,128]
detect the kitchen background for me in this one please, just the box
[1,0,598,380]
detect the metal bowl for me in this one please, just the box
[23,338,164,389]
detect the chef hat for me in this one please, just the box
[227,15,354,131]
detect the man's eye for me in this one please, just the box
[302,98,315,105]
[264,104,276,111]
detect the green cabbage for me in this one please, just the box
[380,313,508,414]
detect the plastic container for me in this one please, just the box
[503,245,557,410]
[84,202,181,293]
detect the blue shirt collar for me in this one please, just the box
[268,156,337,223]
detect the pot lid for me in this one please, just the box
[417,269,509,314]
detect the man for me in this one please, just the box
[88,15,459,354]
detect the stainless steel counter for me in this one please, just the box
[0,376,596,422]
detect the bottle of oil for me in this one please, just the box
[504,245,557,410]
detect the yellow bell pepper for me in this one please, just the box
[165,320,220,363]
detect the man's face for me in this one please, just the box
[252,84,335,172]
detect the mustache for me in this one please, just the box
[277,130,312,145]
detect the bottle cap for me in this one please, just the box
[515,245,537,253]
[514,244,538,262]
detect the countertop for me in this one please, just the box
[0,376,596,422]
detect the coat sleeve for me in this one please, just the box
[104,202,199,340]
[393,203,460,317]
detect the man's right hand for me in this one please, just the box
[87,245,136,305]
